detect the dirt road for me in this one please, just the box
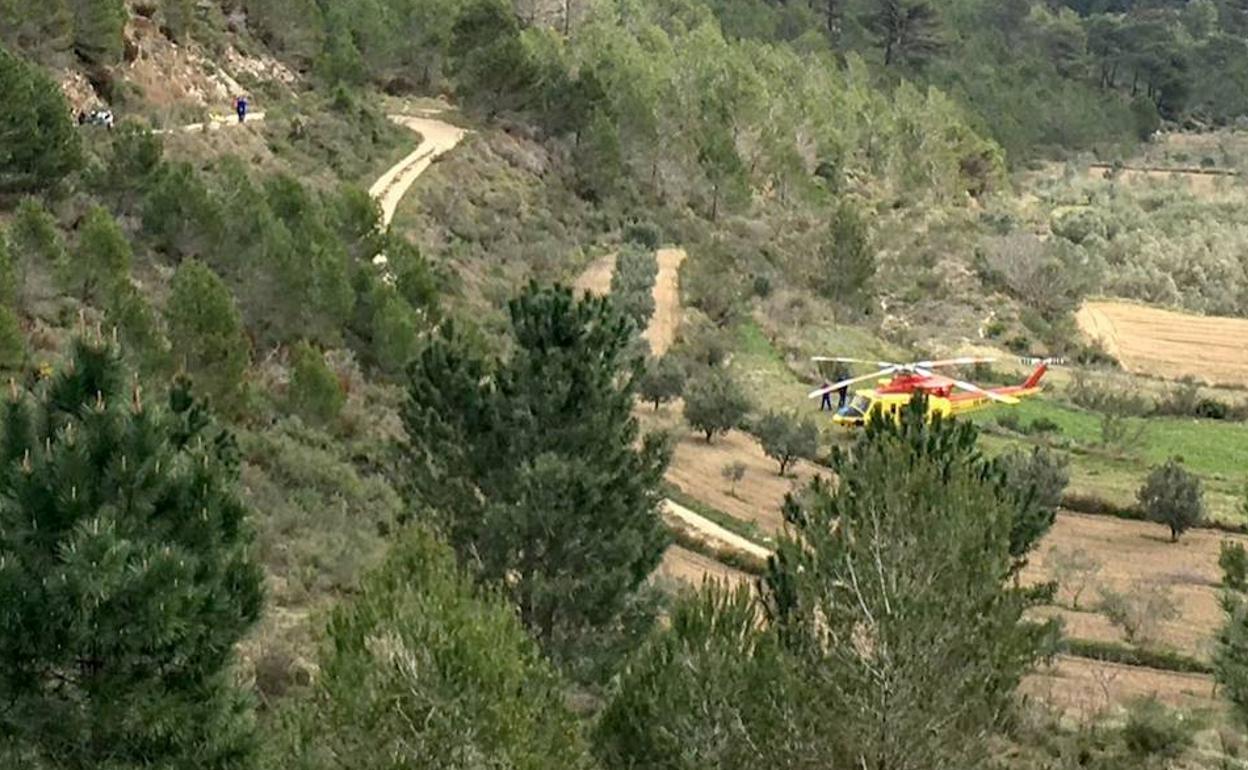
[1076,300,1248,386]
[152,112,267,135]
[662,500,772,561]
[645,248,686,356]
[370,115,469,228]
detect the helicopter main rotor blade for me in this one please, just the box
[808,367,897,399]
[913,356,997,369]
[913,367,1019,404]
[812,356,900,368]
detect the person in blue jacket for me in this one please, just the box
[236,95,248,123]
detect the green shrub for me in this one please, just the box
[1051,207,1106,245]
[623,221,661,249]
[611,244,658,332]
[1028,417,1061,434]
[1222,540,1248,592]
[1064,638,1212,675]
[289,341,346,425]
[1121,697,1197,758]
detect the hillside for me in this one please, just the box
[5,0,1248,768]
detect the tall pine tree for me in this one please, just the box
[0,45,82,194]
[0,336,263,768]
[401,283,669,671]
[167,259,250,415]
[762,397,1056,770]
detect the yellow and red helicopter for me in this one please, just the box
[808,356,1050,427]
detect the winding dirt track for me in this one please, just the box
[370,115,468,228]
[1076,300,1248,386]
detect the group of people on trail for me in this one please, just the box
[76,108,113,129]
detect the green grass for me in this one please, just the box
[1063,638,1214,676]
[973,399,1248,524]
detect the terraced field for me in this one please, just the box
[1077,300,1248,387]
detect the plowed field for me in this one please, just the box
[1076,300,1248,387]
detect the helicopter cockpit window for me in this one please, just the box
[838,395,871,418]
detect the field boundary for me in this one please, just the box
[1088,161,1239,177]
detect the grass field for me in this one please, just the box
[972,399,1248,525]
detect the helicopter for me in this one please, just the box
[808,356,1050,427]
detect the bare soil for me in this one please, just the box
[1025,512,1248,661]
[656,546,751,589]
[371,115,469,227]
[573,253,616,296]
[1023,655,1219,718]
[1076,300,1248,387]
[665,416,822,535]
[645,248,686,357]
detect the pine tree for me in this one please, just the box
[0,45,83,193]
[163,0,195,43]
[68,0,126,64]
[762,397,1057,770]
[400,283,669,669]
[70,206,132,301]
[105,279,170,376]
[0,336,263,768]
[0,229,18,308]
[274,526,593,770]
[0,307,25,370]
[1218,591,1248,726]
[8,198,67,310]
[596,585,814,770]
[816,200,875,308]
[862,0,944,68]
[167,260,251,415]
[288,340,345,425]
[371,291,420,375]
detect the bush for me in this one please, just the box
[721,461,746,497]
[1098,583,1179,645]
[1122,697,1197,758]
[1029,416,1061,434]
[1222,541,1248,592]
[622,221,661,249]
[1050,207,1106,245]
[289,341,346,425]
[610,244,658,332]
[1065,638,1212,675]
